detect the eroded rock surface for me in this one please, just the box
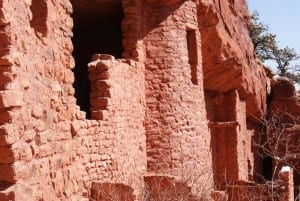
[198,0,268,119]
[0,0,296,201]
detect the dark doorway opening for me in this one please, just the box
[71,0,123,118]
[262,156,273,181]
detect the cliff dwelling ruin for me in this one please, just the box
[0,0,299,200]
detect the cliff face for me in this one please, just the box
[198,0,268,119]
[198,0,271,191]
[0,0,295,201]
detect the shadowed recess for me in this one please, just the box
[71,0,123,118]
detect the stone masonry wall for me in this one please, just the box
[1,0,77,199]
[228,167,295,201]
[206,90,250,189]
[0,0,146,200]
[86,55,146,199]
[0,0,274,200]
[0,1,18,200]
[199,0,269,187]
[143,0,213,196]
[235,91,251,182]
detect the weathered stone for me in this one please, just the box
[271,76,296,99]
[0,0,297,201]
[0,90,24,108]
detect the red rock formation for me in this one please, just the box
[0,0,296,200]
[198,0,268,119]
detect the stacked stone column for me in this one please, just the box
[88,54,113,120]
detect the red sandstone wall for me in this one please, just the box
[1,0,77,199]
[206,90,252,189]
[0,1,17,200]
[228,169,294,201]
[198,0,268,119]
[235,91,251,182]
[0,0,272,200]
[0,0,147,200]
[143,0,213,196]
[199,0,270,187]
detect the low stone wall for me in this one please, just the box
[228,167,294,201]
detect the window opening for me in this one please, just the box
[262,156,273,181]
[30,0,48,37]
[186,29,198,85]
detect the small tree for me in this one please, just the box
[254,111,300,200]
[250,11,277,62]
[250,11,300,84]
[257,111,300,173]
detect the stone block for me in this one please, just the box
[0,90,24,108]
